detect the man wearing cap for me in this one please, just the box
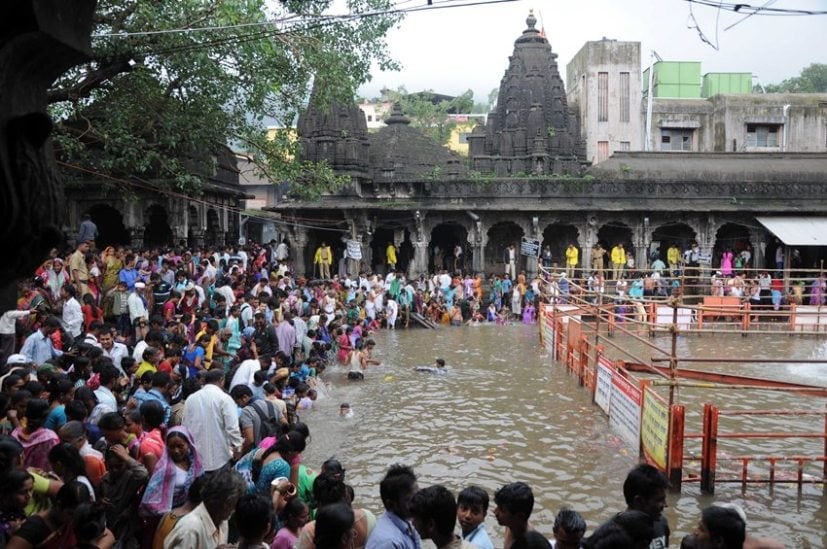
[19,316,64,366]
[69,240,92,297]
[183,369,243,472]
[128,282,149,330]
[0,308,32,364]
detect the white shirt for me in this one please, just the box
[229,359,260,391]
[183,383,243,471]
[62,297,83,337]
[103,342,129,374]
[0,310,30,336]
[164,502,227,549]
[94,385,118,414]
[127,292,148,323]
[132,340,148,364]
[215,285,236,307]
[276,243,289,261]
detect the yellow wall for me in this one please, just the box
[446,121,477,156]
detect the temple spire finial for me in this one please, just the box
[526,9,537,30]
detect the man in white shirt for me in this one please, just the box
[275,239,289,262]
[99,330,128,374]
[60,285,84,340]
[128,282,149,326]
[1,308,31,363]
[164,468,246,549]
[93,365,120,416]
[229,355,268,391]
[183,369,243,472]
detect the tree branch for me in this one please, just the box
[47,58,133,104]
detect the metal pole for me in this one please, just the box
[669,299,678,406]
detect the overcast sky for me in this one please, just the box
[357,0,827,102]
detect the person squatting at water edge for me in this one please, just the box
[0,240,791,548]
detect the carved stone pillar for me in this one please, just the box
[582,216,598,275]
[190,228,205,249]
[292,228,309,277]
[410,241,429,278]
[129,227,145,250]
[748,228,766,271]
[525,216,540,278]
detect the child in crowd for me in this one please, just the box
[458,486,494,549]
[339,403,353,418]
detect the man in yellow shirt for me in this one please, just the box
[386,242,397,272]
[565,244,579,279]
[667,243,681,276]
[314,242,332,279]
[135,346,162,378]
[194,319,227,370]
[611,243,626,280]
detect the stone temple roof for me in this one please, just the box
[296,92,370,179]
[367,103,467,182]
[467,11,586,176]
[589,151,827,183]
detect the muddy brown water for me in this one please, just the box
[300,324,827,548]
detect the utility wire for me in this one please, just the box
[93,0,520,39]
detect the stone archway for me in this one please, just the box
[651,222,697,262]
[598,221,634,276]
[541,223,579,270]
[713,223,752,271]
[429,223,468,273]
[88,203,129,247]
[485,221,525,275]
[205,209,222,247]
[370,227,395,275]
[144,204,173,249]
[305,228,347,279]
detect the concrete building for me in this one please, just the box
[647,93,827,153]
[566,39,643,164]
[358,100,392,129]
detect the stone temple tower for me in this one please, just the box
[467,11,587,176]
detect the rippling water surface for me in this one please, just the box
[301,324,827,548]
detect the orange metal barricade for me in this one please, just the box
[698,404,827,494]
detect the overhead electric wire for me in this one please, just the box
[93,0,520,39]
[682,0,827,15]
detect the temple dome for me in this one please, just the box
[368,103,467,182]
[467,12,587,176]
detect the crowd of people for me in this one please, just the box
[0,232,793,548]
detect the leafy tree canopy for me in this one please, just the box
[381,87,475,145]
[50,0,401,195]
[764,63,827,93]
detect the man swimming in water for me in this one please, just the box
[415,358,447,374]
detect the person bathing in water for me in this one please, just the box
[415,358,447,375]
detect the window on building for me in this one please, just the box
[367,115,373,122]
[619,141,631,151]
[597,141,609,163]
[745,123,781,148]
[598,72,608,122]
[660,129,694,151]
[458,132,469,144]
[619,72,630,123]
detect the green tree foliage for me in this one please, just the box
[49,0,401,195]
[383,87,475,145]
[764,63,827,93]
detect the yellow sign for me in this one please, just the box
[641,389,669,470]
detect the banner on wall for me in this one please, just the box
[641,388,670,470]
[609,372,642,448]
[594,356,614,415]
[345,240,362,260]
